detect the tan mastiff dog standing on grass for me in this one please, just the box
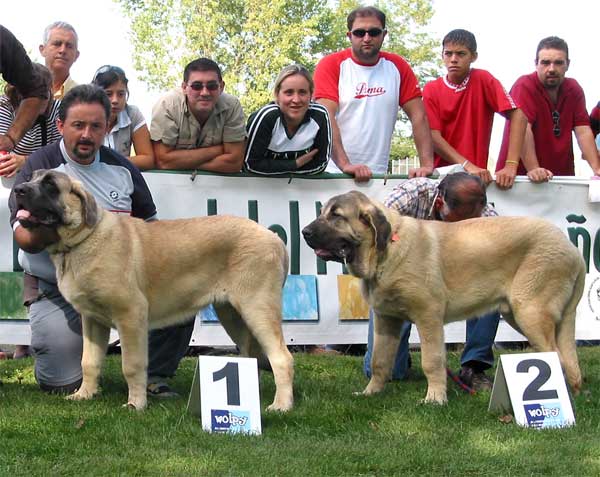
[13,169,294,412]
[303,190,584,404]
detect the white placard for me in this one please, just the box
[187,356,262,434]
[489,352,575,428]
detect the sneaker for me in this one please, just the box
[458,366,493,392]
[147,382,180,399]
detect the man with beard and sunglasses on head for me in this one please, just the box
[313,6,434,183]
[496,36,600,181]
[150,58,246,172]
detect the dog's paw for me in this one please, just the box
[125,397,147,411]
[66,387,96,401]
[362,381,384,396]
[422,390,447,405]
[122,401,146,411]
[265,399,293,413]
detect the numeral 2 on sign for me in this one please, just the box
[516,359,559,401]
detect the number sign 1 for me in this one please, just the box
[488,352,575,428]
[186,356,262,434]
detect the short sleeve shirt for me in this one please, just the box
[423,69,516,169]
[9,141,157,283]
[104,104,146,157]
[150,89,246,149]
[497,73,590,175]
[313,49,422,174]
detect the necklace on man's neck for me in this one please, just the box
[444,73,471,93]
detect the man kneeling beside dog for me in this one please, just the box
[303,174,584,404]
[9,84,293,412]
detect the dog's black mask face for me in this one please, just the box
[302,196,362,264]
[13,170,66,229]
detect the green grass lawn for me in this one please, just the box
[1,347,600,477]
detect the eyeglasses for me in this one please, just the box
[187,81,220,92]
[552,110,560,137]
[92,65,125,82]
[350,28,386,38]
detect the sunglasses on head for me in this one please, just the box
[187,81,220,92]
[552,110,560,137]
[351,28,385,38]
[92,65,125,82]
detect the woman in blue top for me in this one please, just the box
[245,64,331,175]
[92,65,155,169]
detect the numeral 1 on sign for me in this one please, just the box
[213,362,241,406]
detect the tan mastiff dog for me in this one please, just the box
[303,190,584,404]
[13,170,294,412]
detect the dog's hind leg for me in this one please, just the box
[217,301,294,412]
[555,269,584,395]
[67,316,110,402]
[363,314,405,396]
[214,303,269,370]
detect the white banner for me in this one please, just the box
[2,172,600,345]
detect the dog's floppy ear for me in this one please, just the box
[70,179,100,227]
[361,204,391,252]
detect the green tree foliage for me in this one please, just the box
[118,0,441,165]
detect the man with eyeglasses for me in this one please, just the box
[496,36,600,181]
[313,6,434,182]
[39,21,79,100]
[150,58,246,172]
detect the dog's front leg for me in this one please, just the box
[363,314,403,395]
[67,316,110,402]
[416,319,447,404]
[117,317,148,411]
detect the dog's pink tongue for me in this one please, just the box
[315,249,330,258]
[16,209,31,220]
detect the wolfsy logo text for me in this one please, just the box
[211,409,250,432]
[524,402,564,428]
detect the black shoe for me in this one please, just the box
[458,366,493,392]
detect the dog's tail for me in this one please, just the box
[556,258,585,395]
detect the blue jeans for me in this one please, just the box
[363,309,500,379]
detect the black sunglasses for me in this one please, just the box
[351,28,385,38]
[187,81,220,92]
[92,65,126,82]
[552,110,560,137]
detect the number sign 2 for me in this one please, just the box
[187,356,262,434]
[488,352,575,428]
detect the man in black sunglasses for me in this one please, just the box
[313,6,434,183]
[150,58,246,173]
[497,36,600,181]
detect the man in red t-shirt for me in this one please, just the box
[423,29,526,189]
[497,36,600,180]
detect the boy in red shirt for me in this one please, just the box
[423,29,527,189]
